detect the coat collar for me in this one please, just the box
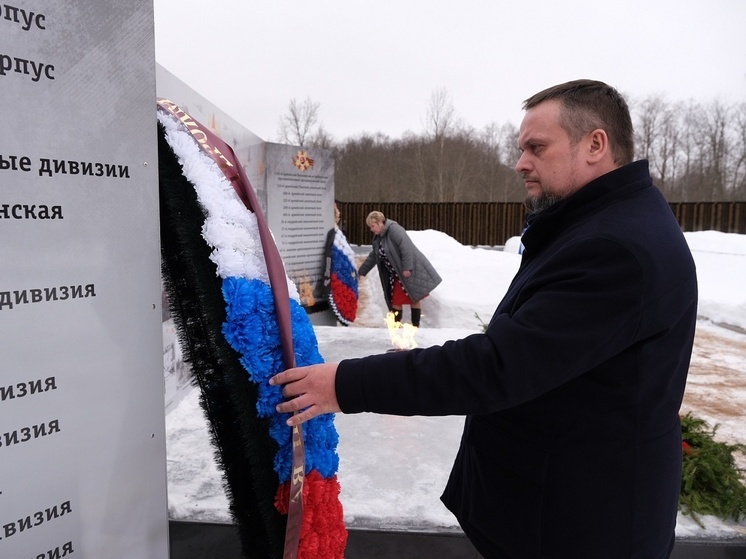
[522,160,652,254]
[379,219,397,238]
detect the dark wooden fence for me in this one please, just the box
[337,201,746,247]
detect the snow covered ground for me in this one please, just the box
[165,230,746,540]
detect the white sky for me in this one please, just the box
[153,0,746,142]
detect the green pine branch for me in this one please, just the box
[679,412,746,527]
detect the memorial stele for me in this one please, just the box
[1,2,169,557]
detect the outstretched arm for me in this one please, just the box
[271,363,341,426]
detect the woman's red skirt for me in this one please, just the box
[391,278,413,306]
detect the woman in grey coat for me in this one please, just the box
[358,211,441,327]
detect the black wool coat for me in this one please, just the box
[335,161,698,558]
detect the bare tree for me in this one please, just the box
[424,87,456,140]
[702,100,730,200]
[416,88,460,201]
[411,138,430,202]
[654,105,681,197]
[633,95,682,197]
[633,95,666,162]
[677,102,702,202]
[334,95,744,204]
[334,133,399,202]
[730,103,746,197]
[277,97,320,147]
[480,122,521,202]
[309,124,335,150]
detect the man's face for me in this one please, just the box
[515,100,585,212]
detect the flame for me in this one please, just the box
[297,275,316,307]
[384,311,418,350]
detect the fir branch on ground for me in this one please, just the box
[679,412,746,526]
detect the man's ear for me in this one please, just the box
[587,129,610,163]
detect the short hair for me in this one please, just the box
[366,211,385,225]
[523,79,634,166]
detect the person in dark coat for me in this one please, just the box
[271,80,698,559]
[358,211,441,327]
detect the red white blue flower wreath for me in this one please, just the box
[157,103,346,558]
[327,227,358,325]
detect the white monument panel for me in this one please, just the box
[0,2,168,557]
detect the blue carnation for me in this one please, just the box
[222,275,342,481]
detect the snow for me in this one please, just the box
[165,229,746,540]
[684,230,746,332]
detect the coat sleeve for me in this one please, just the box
[358,250,376,277]
[336,237,652,416]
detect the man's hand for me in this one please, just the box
[270,362,341,426]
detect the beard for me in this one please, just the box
[524,191,562,214]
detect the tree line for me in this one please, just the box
[277,91,746,203]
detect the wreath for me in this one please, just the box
[157,103,346,558]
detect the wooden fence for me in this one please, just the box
[337,201,746,247]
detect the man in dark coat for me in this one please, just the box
[272,80,698,559]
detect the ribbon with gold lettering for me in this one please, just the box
[157,98,305,557]
[157,99,346,559]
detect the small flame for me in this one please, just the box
[297,275,316,307]
[384,311,418,350]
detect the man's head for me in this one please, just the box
[516,79,634,212]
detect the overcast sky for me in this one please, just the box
[153,0,746,143]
